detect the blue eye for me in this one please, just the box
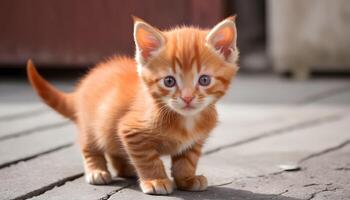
[198,75,211,86]
[163,76,176,87]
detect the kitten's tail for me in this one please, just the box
[27,59,76,121]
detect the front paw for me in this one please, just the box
[140,178,174,195]
[175,175,208,191]
[85,170,112,185]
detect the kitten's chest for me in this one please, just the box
[144,108,217,155]
[174,136,201,155]
[156,132,204,155]
[156,119,207,155]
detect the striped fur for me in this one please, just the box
[27,16,239,195]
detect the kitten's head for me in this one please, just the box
[133,16,239,116]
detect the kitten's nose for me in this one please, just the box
[181,88,194,105]
[181,95,194,105]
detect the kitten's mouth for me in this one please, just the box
[170,104,201,116]
[168,102,201,116]
[183,105,195,110]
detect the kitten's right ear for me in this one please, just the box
[133,17,165,65]
[206,16,238,63]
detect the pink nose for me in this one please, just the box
[181,96,194,104]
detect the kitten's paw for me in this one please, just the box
[140,178,174,195]
[175,175,208,191]
[85,170,112,185]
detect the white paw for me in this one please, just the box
[85,170,112,185]
[176,175,208,191]
[140,179,174,195]
[189,175,208,191]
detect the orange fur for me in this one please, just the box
[27,16,239,195]
[27,60,75,121]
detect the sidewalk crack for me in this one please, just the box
[98,182,135,200]
[297,84,350,105]
[204,114,343,156]
[307,186,339,200]
[299,139,350,164]
[0,121,70,141]
[0,108,48,121]
[12,172,84,200]
[0,143,73,169]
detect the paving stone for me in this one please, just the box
[205,104,347,152]
[0,146,82,200]
[0,110,67,139]
[222,142,350,200]
[223,75,350,104]
[313,89,350,105]
[0,103,45,119]
[110,184,300,200]
[30,177,132,200]
[197,115,350,186]
[0,124,75,167]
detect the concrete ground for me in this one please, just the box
[1,74,350,200]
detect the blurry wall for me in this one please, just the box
[268,0,350,78]
[0,0,270,70]
[229,0,267,72]
[0,0,224,67]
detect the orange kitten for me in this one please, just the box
[27,16,239,195]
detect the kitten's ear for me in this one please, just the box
[206,16,238,63]
[133,17,165,64]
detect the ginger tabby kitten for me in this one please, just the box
[27,16,239,195]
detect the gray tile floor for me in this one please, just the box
[1,74,350,200]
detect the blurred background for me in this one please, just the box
[1,1,350,199]
[1,0,349,79]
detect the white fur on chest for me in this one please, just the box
[184,117,196,132]
[174,117,201,155]
[176,139,197,155]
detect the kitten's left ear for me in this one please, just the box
[133,16,166,65]
[206,16,238,63]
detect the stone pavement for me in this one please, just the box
[1,75,350,200]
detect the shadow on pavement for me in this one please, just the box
[123,183,301,200]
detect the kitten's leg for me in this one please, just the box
[81,147,112,185]
[121,132,173,195]
[133,150,173,195]
[108,154,137,178]
[171,142,207,191]
[79,126,111,185]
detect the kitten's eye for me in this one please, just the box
[163,76,176,87]
[198,75,211,86]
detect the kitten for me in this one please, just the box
[27,16,239,195]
